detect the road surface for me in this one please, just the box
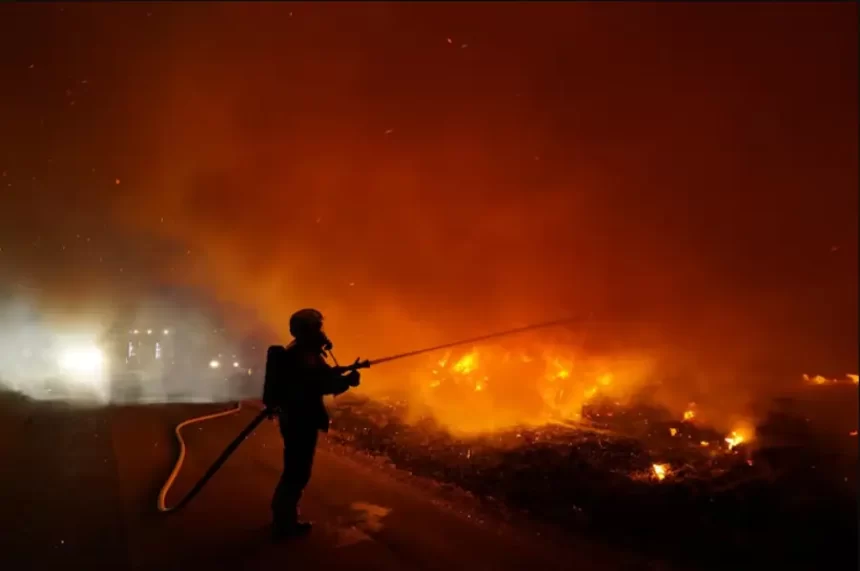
[0,394,648,571]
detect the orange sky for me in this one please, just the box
[0,3,856,393]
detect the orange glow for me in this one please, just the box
[395,340,813,438]
[804,374,830,385]
[803,374,859,386]
[725,433,743,449]
[91,7,853,446]
[452,352,479,375]
[652,464,669,481]
[405,343,656,434]
[725,428,753,450]
[3,4,854,452]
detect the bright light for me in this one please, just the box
[133,329,139,335]
[146,329,152,335]
[58,346,105,376]
[163,329,169,335]
[725,431,745,450]
[233,361,239,368]
[209,360,220,369]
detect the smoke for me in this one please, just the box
[0,294,265,405]
[0,4,856,429]
[0,298,111,402]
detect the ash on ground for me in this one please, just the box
[329,393,857,571]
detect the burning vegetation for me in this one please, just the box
[375,342,761,450]
[405,343,656,433]
[325,345,858,570]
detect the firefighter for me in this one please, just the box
[262,308,360,539]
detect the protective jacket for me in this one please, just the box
[263,343,350,432]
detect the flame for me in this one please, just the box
[406,343,655,435]
[723,422,755,451]
[804,374,829,385]
[803,373,859,386]
[452,352,478,374]
[652,463,669,481]
[700,441,710,447]
[725,431,745,450]
[405,343,773,442]
[850,430,857,437]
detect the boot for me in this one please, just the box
[272,505,312,540]
[272,519,313,540]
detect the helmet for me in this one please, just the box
[289,308,324,340]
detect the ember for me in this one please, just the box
[328,391,857,570]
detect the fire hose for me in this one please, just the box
[156,316,583,513]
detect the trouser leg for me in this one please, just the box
[271,428,318,525]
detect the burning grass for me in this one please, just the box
[398,343,661,435]
[328,383,857,571]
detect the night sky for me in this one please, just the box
[0,3,856,396]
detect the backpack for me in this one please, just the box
[263,344,290,406]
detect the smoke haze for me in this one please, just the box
[0,3,856,428]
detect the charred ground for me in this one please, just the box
[327,388,857,571]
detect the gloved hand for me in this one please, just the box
[345,370,361,387]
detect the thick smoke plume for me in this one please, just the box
[0,4,856,429]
